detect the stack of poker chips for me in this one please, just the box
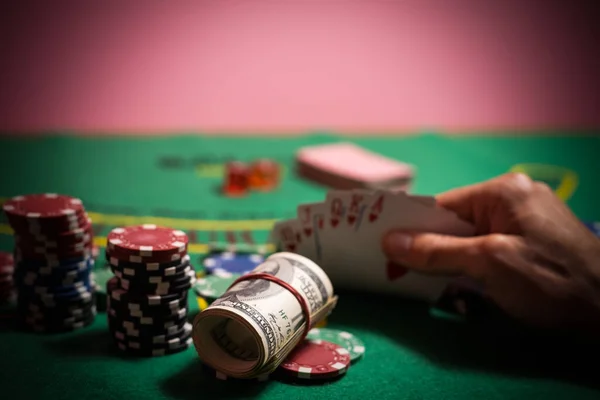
[2,194,97,333]
[105,225,196,357]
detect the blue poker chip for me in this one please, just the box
[202,252,264,276]
[583,221,600,237]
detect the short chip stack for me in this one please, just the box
[105,225,196,357]
[2,193,97,332]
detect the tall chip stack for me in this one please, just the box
[2,194,97,333]
[105,225,196,357]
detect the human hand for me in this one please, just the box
[382,173,600,333]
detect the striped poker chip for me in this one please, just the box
[2,194,84,220]
[278,339,351,380]
[107,254,191,272]
[107,225,188,259]
[306,328,365,363]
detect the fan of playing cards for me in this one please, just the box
[270,189,476,302]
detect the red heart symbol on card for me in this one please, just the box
[386,261,408,280]
[303,228,312,237]
[286,244,297,252]
[331,218,339,228]
[369,213,378,222]
[347,215,356,225]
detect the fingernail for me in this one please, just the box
[384,232,413,257]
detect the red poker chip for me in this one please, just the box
[8,213,90,236]
[278,339,351,380]
[15,223,93,247]
[30,218,93,240]
[3,194,84,220]
[107,225,188,259]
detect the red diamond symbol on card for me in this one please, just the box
[386,261,408,281]
[303,228,312,237]
[347,215,356,225]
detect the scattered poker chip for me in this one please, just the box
[202,252,264,276]
[278,339,351,380]
[2,194,97,333]
[193,273,239,302]
[107,225,188,260]
[306,328,365,363]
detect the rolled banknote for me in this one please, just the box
[192,252,338,379]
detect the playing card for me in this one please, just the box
[269,218,302,253]
[340,190,475,301]
[407,194,436,208]
[344,189,374,230]
[317,190,354,284]
[296,202,326,262]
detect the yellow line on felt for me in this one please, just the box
[86,212,277,230]
[1,227,276,255]
[509,163,579,202]
[0,198,278,230]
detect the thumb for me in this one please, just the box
[382,231,516,279]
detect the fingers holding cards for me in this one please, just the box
[270,188,476,303]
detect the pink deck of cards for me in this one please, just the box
[295,142,414,190]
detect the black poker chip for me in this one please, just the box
[107,295,188,315]
[109,258,192,280]
[117,269,195,295]
[108,316,189,337]
[112,337,193,357]
[107,305,189,325]
[106,253,192,272]
[107,277,187,305]
[111,321,193,344]
[20,308,96,333]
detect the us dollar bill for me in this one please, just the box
[192,252,338,379]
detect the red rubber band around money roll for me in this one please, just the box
[227,272,313,341]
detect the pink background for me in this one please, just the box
[0,1,598,134]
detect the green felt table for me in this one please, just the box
[1,133,599,400]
